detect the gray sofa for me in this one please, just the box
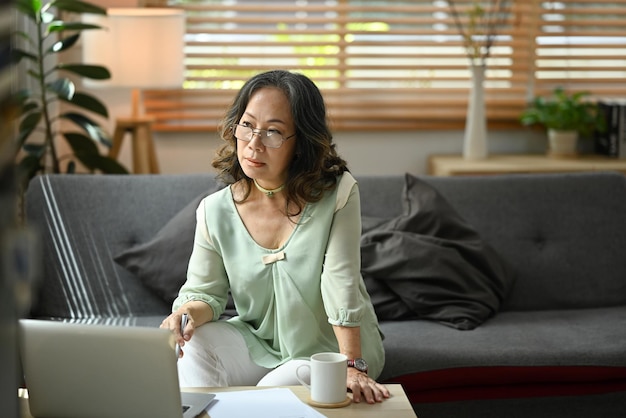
[25,171,626,417]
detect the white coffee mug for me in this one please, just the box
[296,352,347,405]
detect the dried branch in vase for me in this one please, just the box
[448,0,511,66]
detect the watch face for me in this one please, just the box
[354,358,368,372]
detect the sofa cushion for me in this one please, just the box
[379,306,626,377]
[114,189,216,305]
[378,306,626,402]
[422,172,626,311]
[25,174,221,320]
[361,174,515,330]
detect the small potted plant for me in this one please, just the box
[520,87,606,157]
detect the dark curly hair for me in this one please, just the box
[212,70,348,216]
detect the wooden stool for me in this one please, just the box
[109,116,159,174]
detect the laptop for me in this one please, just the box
[18,319,215,418]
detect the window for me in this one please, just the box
[143,1,626,132]
[532,2,626,96]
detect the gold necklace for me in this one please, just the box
[253,179,285,197]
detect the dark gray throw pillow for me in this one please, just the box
[114,189,215,305]
[361,173,515,330]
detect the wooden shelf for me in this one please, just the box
[428,154,626,176]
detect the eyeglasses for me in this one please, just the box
[233,124,296,149]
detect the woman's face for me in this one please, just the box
[236,87,297,188]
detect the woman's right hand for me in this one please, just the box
[160,301,213,358]
[160,310,193,358]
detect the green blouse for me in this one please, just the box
[173,172,385,378]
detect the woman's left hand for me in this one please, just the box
[347,367,390,404]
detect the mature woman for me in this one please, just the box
[161,70,388,404]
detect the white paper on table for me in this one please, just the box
[205,387,327,418]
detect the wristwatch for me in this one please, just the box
[347,358,368,373]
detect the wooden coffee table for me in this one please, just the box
[19,384,417,417]
[185,384,417,418]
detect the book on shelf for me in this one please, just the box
[595,100,626,158]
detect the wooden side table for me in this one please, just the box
[109,116,160,174]
[428,154,626,176]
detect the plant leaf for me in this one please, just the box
[12,47,38,63]
[89,155,130,174]
[57,64,110,80]
[13,89,32,106]
[47,78,75,100]
[17,154,44,184]
[50,0,106,15]
[18,111,42,145]
[27,69,41,80]
[60,112,111,147]
[41,11,55,24]
[66,160,76,174]
[16,0,40,20]
[61,91,108,118]
[13,90,40,125]
[64,132,99,155]
[571,90,591,102]
[14,31,33,44]
[22,101,40,114]
[47,21,102,33]
[23,143,46,157]
[48,33,80,53]
[64,133,128,173]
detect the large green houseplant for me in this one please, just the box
[520,87,606,156]
[13,0,128,189]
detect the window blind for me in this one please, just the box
[142,1,626,132]
[531,1,626,98]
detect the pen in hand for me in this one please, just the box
[175,313,188,359]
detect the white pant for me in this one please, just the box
[177,320,310,387]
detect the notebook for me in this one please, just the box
[18,319,215,418]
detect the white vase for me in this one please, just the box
[463,64,488,160]
[548,129,578,158]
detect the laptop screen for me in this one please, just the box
[18,320,213,418]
